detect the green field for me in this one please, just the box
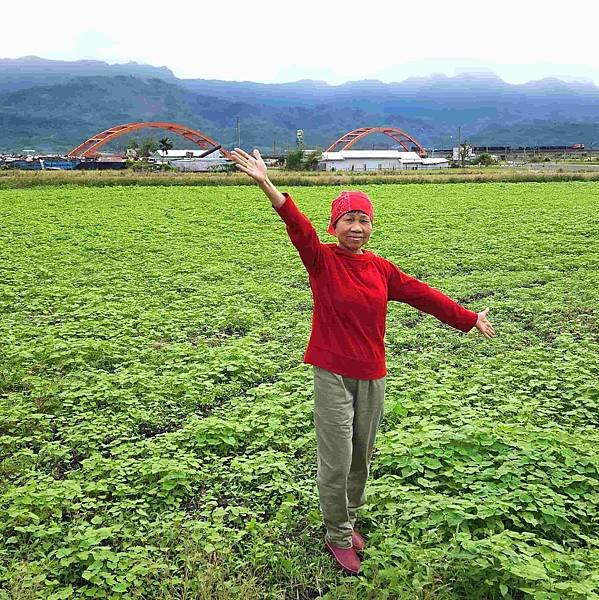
[1,182,598,599]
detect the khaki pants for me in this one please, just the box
[313,366,385,548]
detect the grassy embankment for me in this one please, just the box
[2,167,599,188]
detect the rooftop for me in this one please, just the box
[321,150,423,160]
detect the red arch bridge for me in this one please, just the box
[325,126,427,157]
[68,123,427,160]
[67,121,231,159]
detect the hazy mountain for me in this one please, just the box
[0,56,176,94]
[0,75,432,153]
[1,57,598,153]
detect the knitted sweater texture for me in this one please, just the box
[275,193,478,379]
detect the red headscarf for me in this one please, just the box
[327,190,374,236]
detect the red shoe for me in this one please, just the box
[325,538,361,575]
[352,530,366,552]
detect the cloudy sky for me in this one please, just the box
[3,0,599,85]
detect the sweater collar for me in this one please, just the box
[328,243,375,262]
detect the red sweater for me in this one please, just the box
[275,193,478,380]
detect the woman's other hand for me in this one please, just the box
[475,307,495,339]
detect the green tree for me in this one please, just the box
[158,136,173,162]
[285,149,304,171]
[476,152,495,166]
[303,149,323,171]
[285,148,323,171]
[139,138,159,158]
[459,141,473,168]
[125,138,140,159]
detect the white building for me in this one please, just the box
[318,150,449,171]
[153,149,226,160]
[452,146,475,161]
[170,157,230,172]
[152,149,230,172]
[420,157,452,169]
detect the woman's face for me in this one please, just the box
[334,210,373,254]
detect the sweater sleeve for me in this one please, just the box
[274,192,323,273]
[386,262,478,332]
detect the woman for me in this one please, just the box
[230,148,495,575]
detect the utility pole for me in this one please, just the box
[273,138,276,155]
[236,117,240,148]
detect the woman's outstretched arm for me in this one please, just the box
[230,147,323,273]
[387,264,496,339]
[230,148,286,208]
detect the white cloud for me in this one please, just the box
[1,0,598,84]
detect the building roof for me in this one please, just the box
[154,149,224,158]
[320,150,423,161]
[420,157,450,164]
[171,158,229,163]
[320,152,344,160]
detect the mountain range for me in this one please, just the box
[1,56,598,154]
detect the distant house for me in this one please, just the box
[452,146,476,161]
[318,150,449,171]
[152,149,230,172]
[152,149,225,160]
[169,158,230,172]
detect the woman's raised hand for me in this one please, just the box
[230,148,268,183]
[230,147,286,208]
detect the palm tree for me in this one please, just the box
[158,137,173,163]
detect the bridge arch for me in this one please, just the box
[67,121,230,159]
[326,126,427,158]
